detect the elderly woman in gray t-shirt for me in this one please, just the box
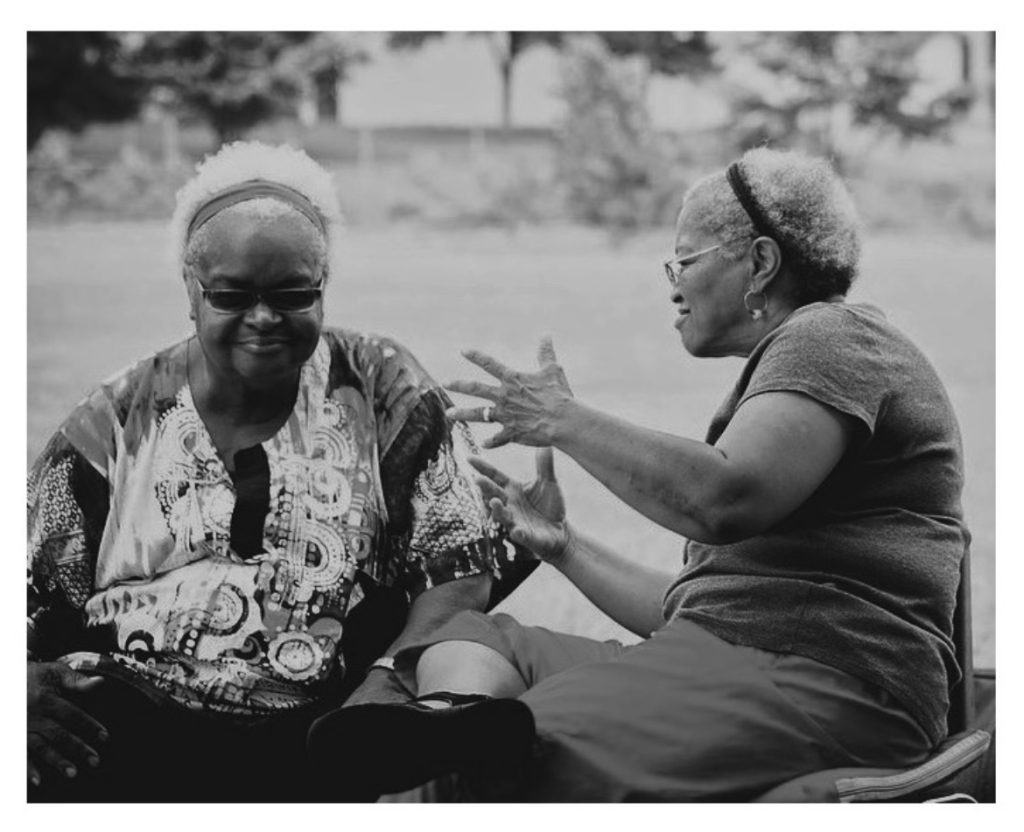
[307,148,968,802]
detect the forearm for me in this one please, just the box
[551,525,673,638]
[552,400,739,543]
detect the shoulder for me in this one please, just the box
[38,339,190,472]
[779,301,888,339]
[320,327,436,391]
[756,302,908,362]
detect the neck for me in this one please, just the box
[730,302,800,358]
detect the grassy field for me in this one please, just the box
[27,221,995,666]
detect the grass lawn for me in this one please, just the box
[28,221,995,666]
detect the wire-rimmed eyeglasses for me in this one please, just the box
[663,245,722,285]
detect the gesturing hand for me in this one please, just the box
[27,661,107,787]
[469,448,571,564]
[446,336,573,450]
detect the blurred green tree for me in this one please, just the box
[133,32,361,143]
[722,32,975,162]
[28,32,145,150]
[388,32,716,130]
[276,33,368,123]
[555,33,719,230]
[388,32,563,129]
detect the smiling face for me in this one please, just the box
[668,213,755,358]
[187,206,325,388]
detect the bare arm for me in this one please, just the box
[549,525,673,638]
[470,451,671,638]
[553,391,856,543]
[447,340,857,545]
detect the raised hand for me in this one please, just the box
[27,661,107,787]
[469,448,571,563]
[446,336,574,450]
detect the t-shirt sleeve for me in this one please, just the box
[738,307,891,435]
[368,337,538,601]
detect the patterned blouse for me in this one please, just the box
[27,329,530,717]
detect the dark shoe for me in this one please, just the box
[307,692,536,798]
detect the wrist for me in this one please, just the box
[547,398,583,448]
[546,522,577,570]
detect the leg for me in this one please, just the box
[415,641,527,701]
[513,617,933,802]
[307,611,626,799]
[393,610,627,695]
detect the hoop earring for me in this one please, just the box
[744,289,768,320]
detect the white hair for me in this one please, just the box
[681,148,862,304]
[170,141,344,281]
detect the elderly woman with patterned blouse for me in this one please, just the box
[26,141,529,802]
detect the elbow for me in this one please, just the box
[689,478,766,545]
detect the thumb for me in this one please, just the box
[57,665,105,692]
[537,335,558,369]
[535,447,556,482]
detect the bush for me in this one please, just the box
[554,36,685,231]
[28,133,192,221]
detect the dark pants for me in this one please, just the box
[28,675,365,803]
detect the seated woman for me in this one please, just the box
[309,148,969,801]
[26,141,531,802]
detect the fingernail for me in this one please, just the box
[30,774,40,787]
[98,731,109,743]
[64,766,77,778]
[88,755,100,768]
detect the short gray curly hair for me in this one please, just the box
[170,141,344,282]
[680,148,862,305]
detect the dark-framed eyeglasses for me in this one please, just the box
[197,283,324,313]
[663,244,722,285]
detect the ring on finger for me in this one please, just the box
[482,406,494,423]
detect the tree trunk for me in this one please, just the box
[314,67,340,123]
[499,59,513,129]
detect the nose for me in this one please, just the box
[668,281,683,303]
[245,300,283,327]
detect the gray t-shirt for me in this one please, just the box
[662,302,968,744]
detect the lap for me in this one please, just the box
[405,611,933,801]
[29,673,323,802]
[517,617,932,800]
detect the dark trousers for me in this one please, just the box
[28,675,368,803]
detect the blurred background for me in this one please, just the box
[27,31,995,665]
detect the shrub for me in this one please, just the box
[554,36,684,231]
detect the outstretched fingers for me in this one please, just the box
[537,335,558,369]
[461,349,516,381]
[444,379,502,400]
[535,447,557,482]
[468,456,512,487]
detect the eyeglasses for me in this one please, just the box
[663,245,722,285]
[197,283,324,313]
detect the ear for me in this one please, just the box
[748,236,783,293]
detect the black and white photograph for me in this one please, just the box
[23,15,1001,809]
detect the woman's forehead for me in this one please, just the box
[202,209,321,253]
[672,215,712,253]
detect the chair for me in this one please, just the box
[755,545,995,802]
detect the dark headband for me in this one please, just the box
[186,179,327,241]
[725,161,807,274]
